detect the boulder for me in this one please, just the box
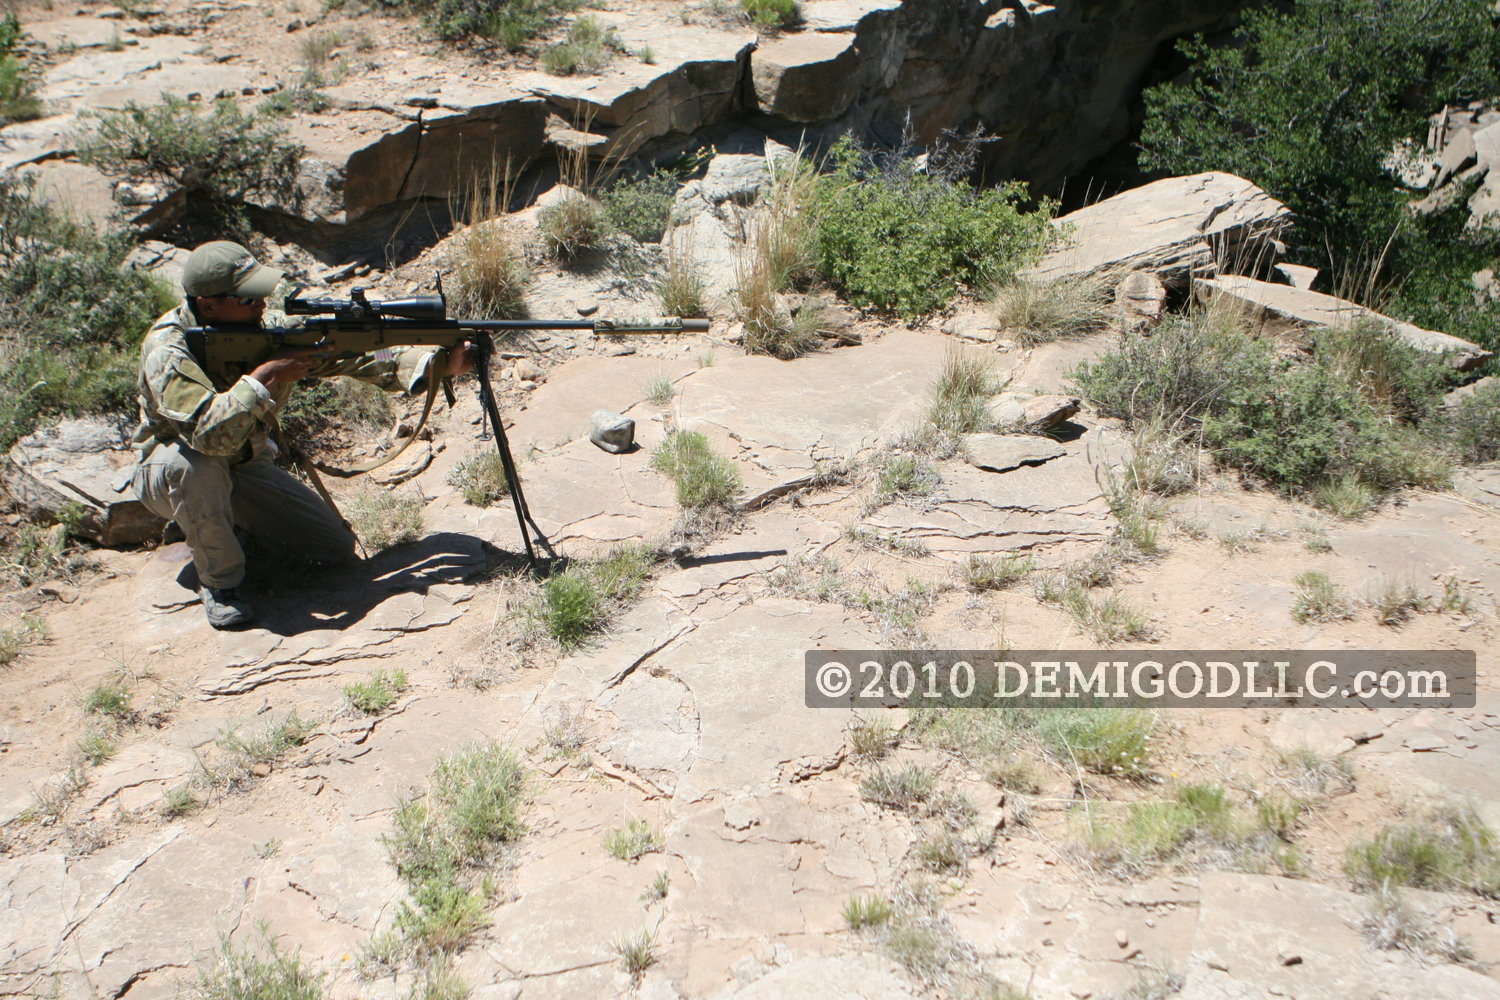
[1273,262,1320,290]
[589,410,636,454]
[1114,269,1167,333]
[1443,376,1496,411]
[750,33,861,123]
[962,433,1067,473]
[1,418,165,547]
[987,393,1081,432]
[1023,172,1292,288]
[1195,274,1494,371]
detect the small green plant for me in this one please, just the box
[859,763,936,810]
[1360,884,1474,963]
[872,455,939,506]
[219,711,317,766]
[542,706,588,759]
[848,717,896,759]
[883,919,948,982]
[1291,571,1354,624]
[343,669,409,714]
[1344,803,1500,896]
[339,0,576,46]
[345,486,424,552]
[926,353,995,437]
[0,614,48,666]
[191,926,323,1000]
[741,0,799,29]
[277,376,393,442]
[404,955,471,1000]
[394,881,491,954]
[1035,708,1154,777]
[83,682,133,721]
[604,819,664,861]
[161,783,198,818]
[651,430,741,509]
[1043,583,1154,643]
[77,731,118,766]
[642,871,669,901]
[1439,575,1474,617]
[530,545,657,648]
[2,523,93,587]
[447,452,512,506]
[916,832,967,874]
[1078,783,1289,876]
[613,929,656,981]
[1311,473,1376,519]
[540,15,623,75]
[961,553,1033,591]
[643,374,676,406]
[842,894,894,929]
[1369,578,1431,626]
[989,270,1115,347]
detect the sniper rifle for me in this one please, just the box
[186,286,710,568]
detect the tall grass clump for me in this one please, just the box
[0,174,177,449]
[658,235,706,317]
[345,487,424,552]
[1072,312,1455,511]
[926,352,995,437]
[449,166,530,320]
[651,430,741,509]
[733,152,821,357]
[813,134,1055,319]
[989,270,1115,347]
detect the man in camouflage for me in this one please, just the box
[131,241,471,629]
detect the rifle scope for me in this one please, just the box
[284,286,448,321]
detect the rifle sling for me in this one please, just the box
[309,350,446,479]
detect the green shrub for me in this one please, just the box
[960,553,1034,591]
[1034,708,1154,777]
[1445,382,1500,464]
[926,353,994,436]
[858,763,935,810]
[989,271,1115,346]
[83,682,133,720]
[336,0,577,47]
[600,169,680,243]
[0,174,177,448]
[813,137,1054,318]
[537,192,603,259]
[843,894,894,929]
[384,742,526,886]
[1071,315,1453,506]
[278,376,393,442]
[1291,571,1354,624]
[650,430,741,509]
[256,87,332,117]
[0,13,40,124]
[741,0,799,28]
[76,95,303,204]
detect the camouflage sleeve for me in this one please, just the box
[142,342,277,457]
[305,346,443,395]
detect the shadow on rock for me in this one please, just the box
[173,531,520,637]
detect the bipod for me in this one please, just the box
[473,334,555,570]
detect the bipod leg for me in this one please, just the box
[474,336,555,570]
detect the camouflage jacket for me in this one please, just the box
[132,304,439,463]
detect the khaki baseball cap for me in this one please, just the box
[180,241,284,299]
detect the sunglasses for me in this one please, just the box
[214,294,263,306]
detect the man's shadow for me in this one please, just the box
[175,531,525,637]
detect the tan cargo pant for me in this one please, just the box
[132,441,357,590]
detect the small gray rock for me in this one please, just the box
[589,410,636,454]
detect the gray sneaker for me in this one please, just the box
[201,586,254,629]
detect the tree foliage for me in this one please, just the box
[1139,0,1500,355]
